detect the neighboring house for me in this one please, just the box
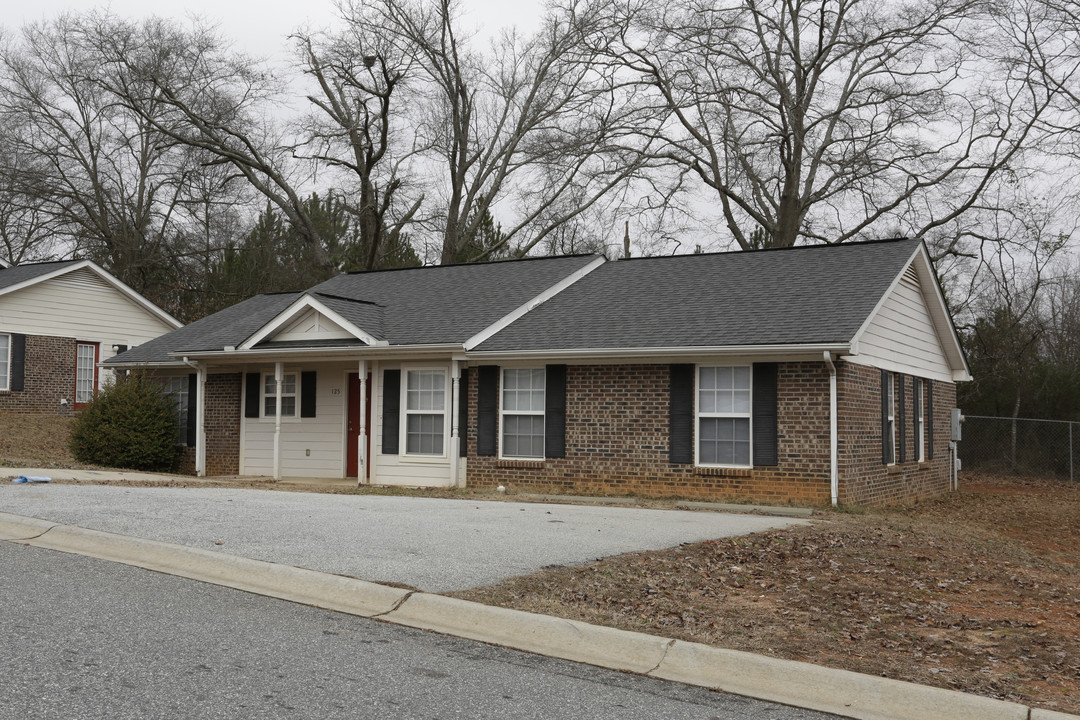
[0,259,181,415]
[106,238,969,507]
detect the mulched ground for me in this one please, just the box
[453,473,1080,714]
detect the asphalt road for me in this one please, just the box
[0,542,840,720]
[0,485,808,591]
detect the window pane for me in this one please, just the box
[503,414,544,459]
[264,375,276,394]
[717,367,732,389]
[406,412,444,455]
[733,390,750,413]
[733,366,751,389]
[76,345,96,403]
[699,418,750,466]
[264,396,275,416]
[281,374,296,394]
[281,396,296,417]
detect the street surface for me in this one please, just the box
[0,542,840,720]
[0,484,808,591]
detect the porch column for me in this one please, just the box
[450,359,461,488]
[357,359,367,486]
[196,364,207,477]
[273,362,283,481]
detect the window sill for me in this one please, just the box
[695,466,753,477]
[496,459,545,469]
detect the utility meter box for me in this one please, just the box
[951,408,964,442]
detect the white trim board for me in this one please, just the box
[239,294,389,350]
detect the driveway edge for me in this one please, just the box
[0,511,1070,720]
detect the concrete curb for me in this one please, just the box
[383,592,671,674]
[675,501,815,517]
[651,641,1027,720]
[0,511,1074,720]
[15,521,409,618]
[0,511,57,540]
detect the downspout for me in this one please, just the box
[450,360,461,489]
[357,359,367,487]
[182,357,206,478]
[823,351,839,507]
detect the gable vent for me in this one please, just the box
[53,268,109,291]
[902,266,919,287]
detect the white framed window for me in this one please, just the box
[501,368,545,459]
[262,372,297,418]
[0,333,9,391]
[885,372,896,465]
[403,368,446,456]
[161,376,190,444]
[697,366,752,467]
[75,342,99,407]
[916,378,926,463]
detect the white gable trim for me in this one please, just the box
[848,243,970,382]
[0,260,181,329]
[0,257,10,268]
[239,294,388,349]
[464,255,607,351]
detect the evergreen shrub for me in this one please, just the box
[70,372,178,471]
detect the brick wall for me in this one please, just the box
[205,373,241,475]
[836,362,955,506]
[465,363,833,504]
[0,334,78,414]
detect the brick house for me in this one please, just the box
[107,239,969,507]
[0,258,180,415]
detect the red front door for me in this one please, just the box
[346,372,372,478]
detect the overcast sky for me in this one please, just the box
[2,1,545,59]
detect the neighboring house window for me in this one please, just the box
[0,334,8,391]
[501,368,545,459]
[404,369,446,455]
[885,371,896,465]
[698,366,752,466]
[916,378,926,462]
[161,376,189,444]
[75,342,99,408]
[263,373,297,417]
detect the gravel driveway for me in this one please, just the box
[0,485,809,592]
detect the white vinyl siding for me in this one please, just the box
[856,270,953,381]
[242,366,347,479]
[75,343,97,404]
[501,368,545,459]
[697,366,752,467]
[0,334,8,391]
[263,373,297,418]
[0,269,174,364]
[271,308,353,342]
[374,363,455,488]
[403,369,446,456]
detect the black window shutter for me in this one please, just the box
[10,333,26,391]
[300,371,317,418]
[927,379,934,460]
[881,369,890,465]
[458,369,470,457]
[186,373,198,447]
[244,373,261,418]
[912,378,921,457]
[114,344,128,354]
[382,369,401,454]
[545,364,567,458]
[752,363,779,466]
[669,364,694,464]
[897,374,906,463]
[477,365,499,456]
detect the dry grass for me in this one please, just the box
[0,412,87,468]
[454,473,1080,714]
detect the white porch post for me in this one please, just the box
[196,365,207,477]
[450,359,461,489]
[357,359,368,486]
[273,362,283,481]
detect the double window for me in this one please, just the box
[263,373,297,417]
[0,334,9,391]
[698,366,752,467]
[404,369,446,455]
[501,368,545,459]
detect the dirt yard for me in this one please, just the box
[0,413,84,468]
[455,473,1080,714]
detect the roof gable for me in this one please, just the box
[0,259,180,329]
[240,293,387,349]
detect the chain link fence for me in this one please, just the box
[958,415,1077,484]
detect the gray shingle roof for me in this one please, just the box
[109,293,302,364]
[473,239,921,352]
[107,254,600,364]
[0,260,83,292]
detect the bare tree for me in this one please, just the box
[587,0,1064,251]
[359,0,644,262]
